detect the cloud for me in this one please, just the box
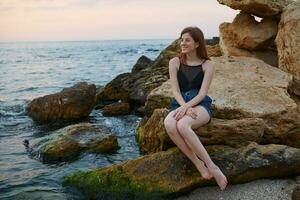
[0,0,238,42]
[0,0,102,11]
[0,6,14,11]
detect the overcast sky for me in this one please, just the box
[0,0,239,42]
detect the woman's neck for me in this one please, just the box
[185,50,203,63]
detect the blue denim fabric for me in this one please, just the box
[170,89,213,119]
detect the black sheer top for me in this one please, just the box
[177,60,206,92]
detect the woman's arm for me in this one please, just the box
[169,57,186,106]
[185,60,216,108]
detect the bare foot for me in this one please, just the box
[208,165,228,190]
[195,160,213,180]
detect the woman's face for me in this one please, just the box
[180,32,199,54]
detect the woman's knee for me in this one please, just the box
[164,115,177,132]
[176,118,191,136]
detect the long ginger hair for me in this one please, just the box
[178,26,210,64]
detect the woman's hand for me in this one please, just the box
[186,107,198,119]
[173,104,189,121]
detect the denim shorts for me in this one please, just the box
[170,89,213,119]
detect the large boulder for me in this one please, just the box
[209,57,295,118]
[143,80,173,117]
[29,123,118,163]
[145,56,294,117]
[63,143,300,200]
[225,11,278,50]
[26,82,96,122]
[210,57,300,148]
[217,0,291,18]
[96,72,131,104]
[131,55,153,73]
[219,22,278,67]
[136,109,171,154]
[142,57,300,149]
[207,44,222,57]
[275,0,300,77]
[288,75,300,100]
[136,108,264,154]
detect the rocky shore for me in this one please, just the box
[25,0,300,199]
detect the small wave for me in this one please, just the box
[79,78,92,82]
[15,87,39,93]
[0,109,26,117]
[87,48,103,52]
[26,71,47,75]
[1,187,78,200]
[58,54,72,59]
[146,48,159,52]
[0,120,24,127]
[0,131,20,137]
[26,72,37,75]
[0,101,27,117]
[0,110,15,117]
[117,49,138,54]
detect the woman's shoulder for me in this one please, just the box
[169,56,181,70]
[203,59,215,72]
[169,56,180,64]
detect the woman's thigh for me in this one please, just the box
[178,105,211,130]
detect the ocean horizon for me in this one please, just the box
[0,38,174,44]
[0,36,219,44]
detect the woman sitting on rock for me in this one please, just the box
[164,26,228,190]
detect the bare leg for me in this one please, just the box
[177,106,228,190]
[164,111,212,180]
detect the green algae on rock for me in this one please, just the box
[63,167,169,200]
[63,143,300,199]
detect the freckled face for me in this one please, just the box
[180,32,199,54]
